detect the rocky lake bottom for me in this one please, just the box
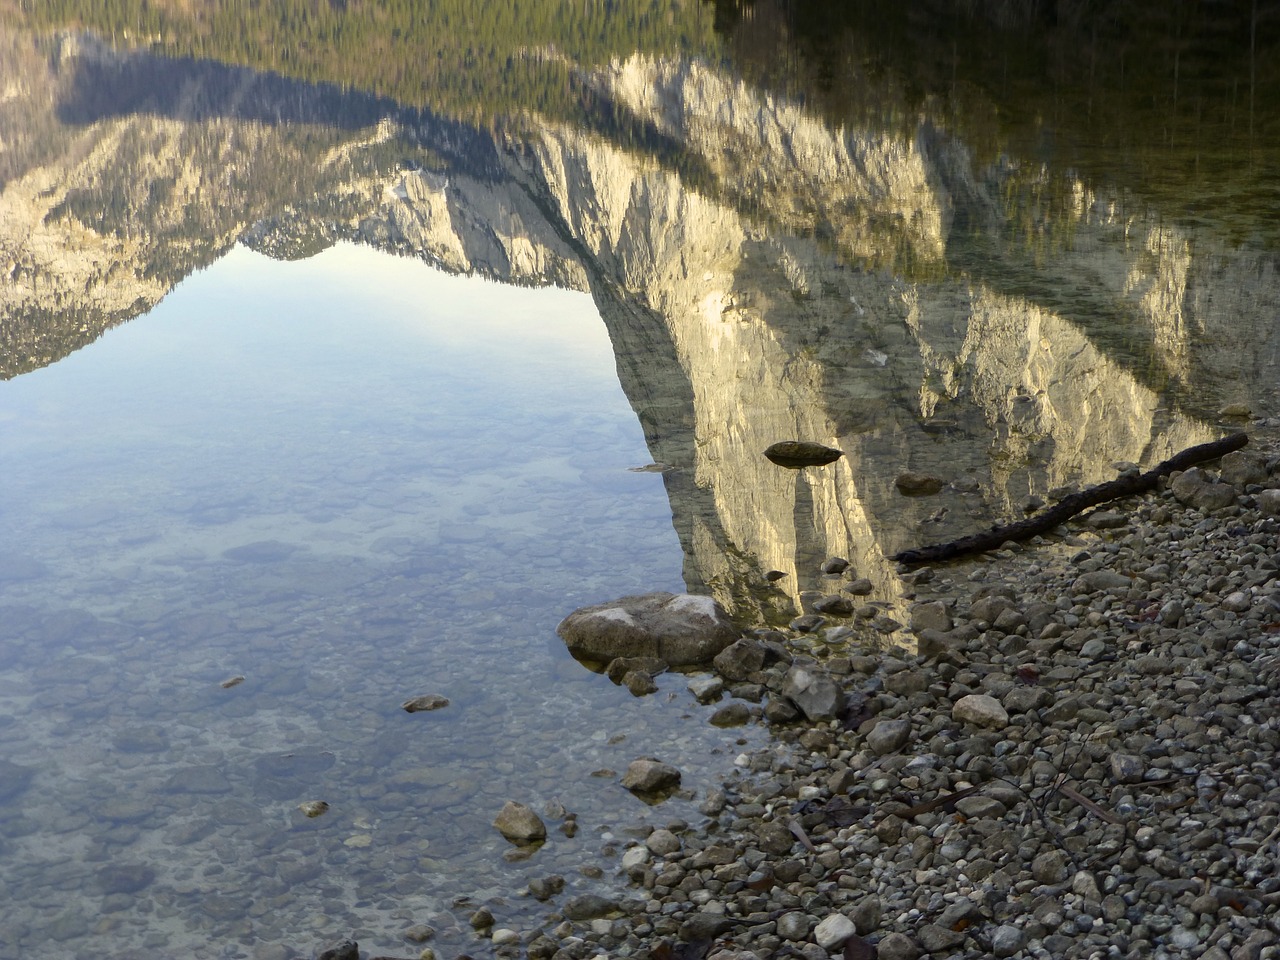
[370,422,1280,960]
[7,420,1280,960]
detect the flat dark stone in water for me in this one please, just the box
[764,440,843,468]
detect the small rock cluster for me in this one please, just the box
[476,437,1280,960]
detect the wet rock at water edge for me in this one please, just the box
[620,758,681,796]
[527,875,565,900]
[564,893,621,920]
[763,440,843,468]
[713,637,783,680]
[909,600,952,633]
[1170,467,1238,512]
[1219,450,1268,485]
[604,655,669,684]
[401,694,450,713]
[780,663,845,721]
[493,800,546,844]
[709,701,751,727]
[315,939,359,960]
[688,675,724,702]
[605,655,668,695]
[557,592,740,666]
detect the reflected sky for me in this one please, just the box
[2,242,662,578]
[4,242,624,460]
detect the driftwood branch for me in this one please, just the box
[891,432,1249,565]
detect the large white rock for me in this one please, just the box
[557,592,739,666]
[952,694,1009,729]
[813,913,857,950]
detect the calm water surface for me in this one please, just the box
[0,243,767,957]
[2,3,1280,957]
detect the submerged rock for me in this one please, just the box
[493,801,546,843]
[557,592,739,666]
[314,940,358,960]
[401,694,450,713]
[763,440,843,468]
[93,864,155,895]
[604,656,668,684]
[620,758,681,795]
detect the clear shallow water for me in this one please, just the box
[3,8,1279,958]
[0,242,767,959]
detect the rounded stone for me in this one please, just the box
[645,828,682,856]
[813,913,856,950]
[557,592,739,666]
[776,911,811,941]
[952,693,1009,729]
[875,932,920,960]
[1031,849,1070,884]
[991,924,1026,957]
[493,801,546,843]
[621,758,682,794]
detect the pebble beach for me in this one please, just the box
[475,424,1280,960]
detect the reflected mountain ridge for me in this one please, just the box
[3,8,1279,628]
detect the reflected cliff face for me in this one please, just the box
[3,5,1280,628]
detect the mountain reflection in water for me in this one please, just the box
[1,2,1279,956]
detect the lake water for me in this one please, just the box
[1,241,773,957]
[2,4,1279,959]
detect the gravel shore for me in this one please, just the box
[513,425,1280,960]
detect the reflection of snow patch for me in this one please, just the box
[863,348,888,367]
